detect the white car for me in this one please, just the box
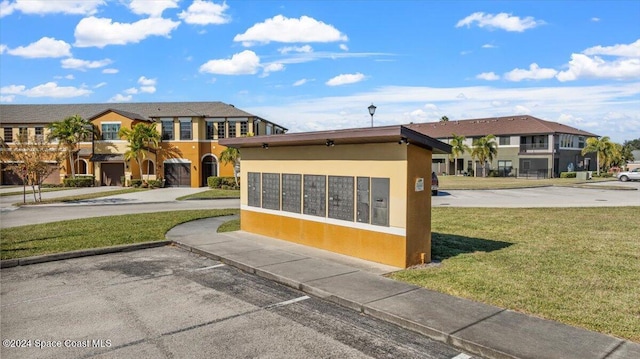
[617,168,640,182]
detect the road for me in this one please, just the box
[0,247,471,359]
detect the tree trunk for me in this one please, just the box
[454,156,458,175]
[68,150,76,178]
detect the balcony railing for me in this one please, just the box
[519,143,550,152]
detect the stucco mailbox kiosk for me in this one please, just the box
[220,125,451,268]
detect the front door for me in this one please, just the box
[101,163,123,186]
[201,155,218,186]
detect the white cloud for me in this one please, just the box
[583,39,640,57]
[482,43,496,49]
[178,0,230,25]
[125,87,139,95]
[129,0,178,17]
[476,72,500,81]
[293,79,308,86]
[102,68,118,74]
[262,63,285,76]
[505,63,557,81]
[199,50,260,75]
[74,16,180,48]
[108,94,133,102]
[0,44,6,54]
[340,44,349,51]
[456,12,543,32]
[556,53,640,81]
[0,82,91,98]
[61,57,112,71]
[514,105,530,114]
[6,37,71,58]
[234,15,348,46]
[326,73,365,86]
[138,76,157,93]
[94,82,107,88]
[591,17,600,22]
[279,45,313,54]
[0,95,15,102]
[1,0,103,17]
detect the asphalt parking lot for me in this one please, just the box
[1,246,471,359]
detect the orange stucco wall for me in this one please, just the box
[241,210,407,267]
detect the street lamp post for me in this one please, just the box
[368,103,376,127]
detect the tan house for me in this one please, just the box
[0,102,286,187]
[407,115,598,178]
[220,125,451,268]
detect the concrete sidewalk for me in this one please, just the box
[167,216,639,359]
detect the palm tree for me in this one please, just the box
[581,136,613,176]
[471,134,498,177]
[220,147,240,187]
[47,115,92,178]
[450,133,470,175]
[440,116,449,122]
[119,123,160,180]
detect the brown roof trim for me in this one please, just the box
[88,108,150,122]
[219,125,452,154]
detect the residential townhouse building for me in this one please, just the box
[406,115,599,178]
[0,102,286,187]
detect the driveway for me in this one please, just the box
[0,247,467,359]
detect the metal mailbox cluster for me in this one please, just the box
[247,172,389,227]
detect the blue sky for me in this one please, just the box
[1,0,639,143]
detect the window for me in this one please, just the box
[217,122,226,139]
[101,123,120,140]
[179,119,192,140]
[35,127,44,141]
[499,136,511,146]
[161,120,174,140]
[3,128,12,143]
[578,136,585,149]
[266,124,273,135]
[18,127,28,139]
[498,160,513,176]
[228,121,236,138]
[206,121,215,140]
[240,122,248,136]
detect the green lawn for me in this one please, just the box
[176,188,240,200]
[0,209,238,260]
[391,207,640,342]
[438,175,617,190]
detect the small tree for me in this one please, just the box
[581,136,613,176]
[0,134,63,202]
[47,115,92,178]
[440,116,450,122]
[119,123,160,181]
[450,133,470,175]
[471,134,498,177]
[220,147,240,188]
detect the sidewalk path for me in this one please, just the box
[167,217,639,359]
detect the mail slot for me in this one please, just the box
[356,177,370,223]
[371,177,389,226]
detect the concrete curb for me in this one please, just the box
[0,241,171,268]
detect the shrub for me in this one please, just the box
[208,176,239,189]
[560,172,577,178]
[63,176,94,187]
[131,179,143,188]
[488,170,500,177]
[147,179,163,188]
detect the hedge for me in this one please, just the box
[560,172,577,178]
[63,176,94,187]
[207,176,239,189]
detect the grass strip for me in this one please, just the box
[217,219,240,233]
[177,189,240,200]
[0,209,238,260]
[391,206,640,342]
[438,176,617,190]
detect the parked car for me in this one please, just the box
[431,171,439,196]
[617,168,640,182]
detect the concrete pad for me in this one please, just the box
[607,341,640,359]
[364,288,504,342]
[222,249,308,273]
[165,216,238,243]
[302,271,420,311]
[451,309,624,359]
[255,257,359,289]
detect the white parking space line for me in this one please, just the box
[451,353,472,359]
[191,264,226,271]
[264,295,310,309]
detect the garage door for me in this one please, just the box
[101,163,124,186]
[164,163,191,187]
